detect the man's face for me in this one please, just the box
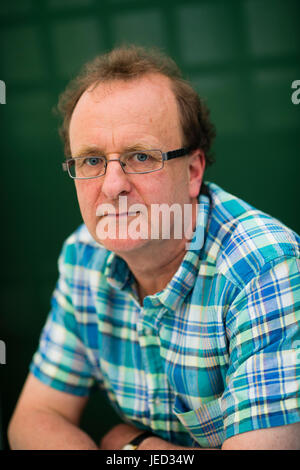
[69,73,204,254]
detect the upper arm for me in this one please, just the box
[222,422,300,450]
[221,257,300,445]
[11,373,89,426]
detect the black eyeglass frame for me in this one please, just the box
[62,146,192,179]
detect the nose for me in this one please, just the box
[100,158,132,200]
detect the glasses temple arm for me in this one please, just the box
[163,147,193,161]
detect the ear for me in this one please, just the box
[188,149,205,198]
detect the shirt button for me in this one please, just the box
[155,397,161,405]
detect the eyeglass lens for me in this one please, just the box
[68,150,164,178]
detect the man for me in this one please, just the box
[8,46,300,450]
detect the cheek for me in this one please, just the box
[135,173,174,205]
[168,162,190,199]
[143,165,188,205]
[75,181,100,215]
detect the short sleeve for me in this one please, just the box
[221,257,300,440]
[30,243,96,396]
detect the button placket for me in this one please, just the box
[137,305,172,434]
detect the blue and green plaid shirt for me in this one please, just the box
[30,182,300,448]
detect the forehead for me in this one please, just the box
[77,73,177,113]
[69,74,182,150]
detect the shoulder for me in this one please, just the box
[205,182,300,288]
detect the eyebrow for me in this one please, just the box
[72,143,157,157]
[72,146,105,157]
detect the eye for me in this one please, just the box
[133,153,150,162]
[84,157,101,166]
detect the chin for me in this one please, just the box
[91,214,151,254]
[97,236,150,254]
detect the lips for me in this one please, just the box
[104,212,139,218]
[95,200,142,218]
[96,209,141,218]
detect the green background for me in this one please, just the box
[1,0,299,450]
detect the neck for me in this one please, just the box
[125,238,187,303]
[118,198,198,303]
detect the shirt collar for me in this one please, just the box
[104,251,132,290]
[104,188,211,312]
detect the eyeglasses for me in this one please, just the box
[62,147,191,180]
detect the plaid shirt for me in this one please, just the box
[30,182,300,448]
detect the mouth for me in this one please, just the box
[98,211,140,218]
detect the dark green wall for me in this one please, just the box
[1,0,299,449]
